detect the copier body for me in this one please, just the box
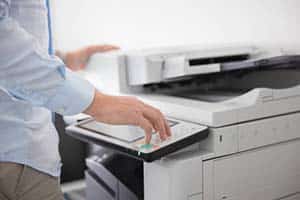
[82,46,300,200]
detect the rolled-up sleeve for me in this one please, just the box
[0,0,95,115]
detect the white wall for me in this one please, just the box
[51,0,300,52]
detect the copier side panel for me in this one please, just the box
[237,112,300,152]
[144,162,171,200]
[199,112,300,158]
[203,139,300,200]
[198,126,239,158]
[144,154,203,200]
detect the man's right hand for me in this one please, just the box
[84,91,171,144]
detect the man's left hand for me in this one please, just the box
[58,45,119,71]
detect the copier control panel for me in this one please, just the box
[67,118,209,162]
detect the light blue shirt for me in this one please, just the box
[0,0,95,177]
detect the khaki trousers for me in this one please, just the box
[0,162,64,200]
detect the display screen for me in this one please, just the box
[79,120,178,143]
[167,119,178,127]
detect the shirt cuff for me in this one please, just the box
[46,69,95,116]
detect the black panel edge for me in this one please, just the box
[140,129,209,162]
[66,127,209,162]
[66,129,145,161]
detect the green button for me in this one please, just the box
[140,144,153,150]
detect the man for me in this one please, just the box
[0,0,171,200]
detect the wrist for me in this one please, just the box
[84,91,106,117]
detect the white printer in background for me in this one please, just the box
[68,45,300,200]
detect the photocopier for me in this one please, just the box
[66,45,300,200]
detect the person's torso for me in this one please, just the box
[0,0,61,176]
[10,0,49,49]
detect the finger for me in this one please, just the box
[90,44,120,51]
[79,63,86,70]
[163,118,172,137]
[87,45,120,55]
[137,116,154,144]
[157,114,171,140]
[151,113,168,140]
[139,103,168,139]
[127,97,167,140]
[101,46,120,51]
[159,117,168,139]
[144,110,167,140]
